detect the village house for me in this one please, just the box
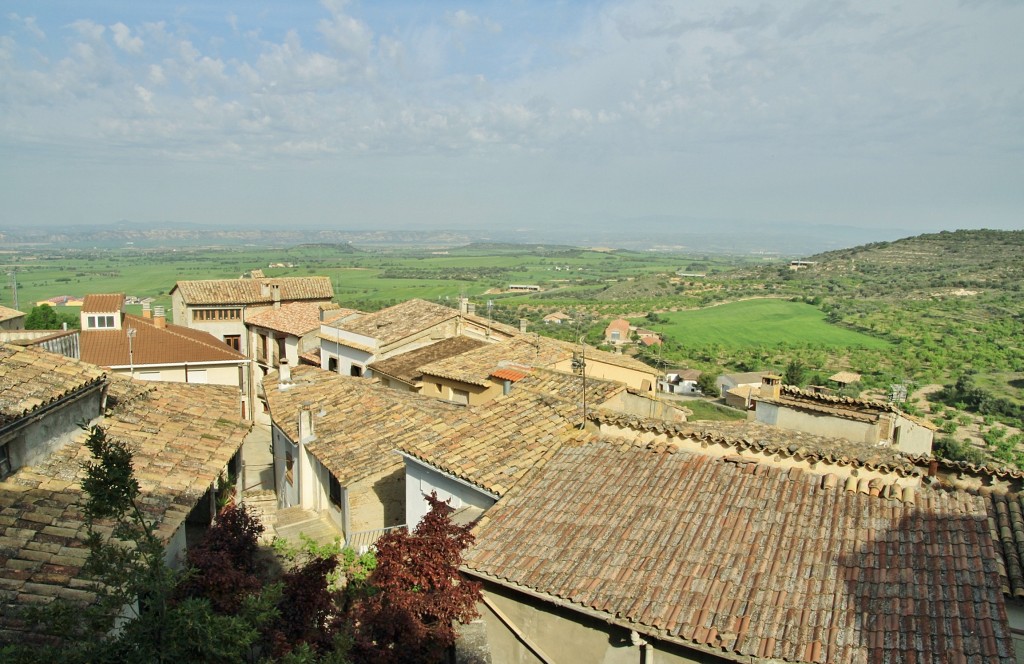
[716,370,771,399]
[0,305,25,330]
[659,368,703,395]
[0,344,251,644]
[366,336,489,393]
[78,294,250,418]
[753,375,936,455]
[0,328,80,359]
[170,274,334,357]
[460,432,1015,664]
[318,298,518,379]
[604,318,631,345]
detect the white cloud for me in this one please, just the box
[8,13,45,40]
[110,22,143,54]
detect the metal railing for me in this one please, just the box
[345,524,406,553]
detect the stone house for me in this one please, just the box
[79,294,249,418]
[753,376,936,455]
[0,306,25,330]
[170,274,334,357]
[604,318,631,345]
[461,426,1015,664]
[0,345,250,644]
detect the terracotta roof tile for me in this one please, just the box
[0,343,106,424]
[0,306,26,323]
[264,367,463,485]
[80,314,245,367]
[245,301,326,337]
[419,336,573,387]
[514,367,625,405]
[171,276,333,305]
[368,336,488,385]
[0,373,249,642]
[463,441,1014,664]
[323,299,458,346]
[80,293,125,313]
[592,413,922,475]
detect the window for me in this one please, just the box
[328,357,338,372]
[192,308,241,322]
[276,337,286,363]
[86,315,115,329]
[187,369,208,384]
[0,444,11,479]
[285,451,294,485]
[258,334,268,362]
[329,473,342,507]
[137,371,160,381]
[451,388,469,405]
[223,335,241,351]
[350,365,363,377]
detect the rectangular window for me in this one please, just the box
[137,371,160,381]
[192,309,241,322]
[0,444,11,479]
[188,369,208,384]
[329,473,342,507]
[86,315,115,329]
[223,335,241,351]
[451,388,469,405]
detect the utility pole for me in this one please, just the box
[7,268,18,310]
[127,327,137,377]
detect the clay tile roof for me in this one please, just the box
[463,441,1014,663]
[419,336,573,387]
[0,305,25,323]
[245,301,326,337]
[80,314,245,367]
[324,299,457,345]
[513,367,625,406]
[171,276,333,305]
[490,367,530,382]
[0,343,106,425]
[397,389,594,496]
[605,318,631,336]
[0,375,250,641]
[590,414,921,474]
[81,293,125,312]
[266,365,590,497]
[263,366,463,486]
[368,336,488,385]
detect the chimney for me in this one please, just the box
[519,319,529,333]
[279,358,292,385]
[153,306,166,329]
[271,283,281,309]
[142,301,152,319]
[760,374,781,400]
[298,403,315,443]
[260,281,271,297]
[459,296,469,315]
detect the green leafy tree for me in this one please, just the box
[783,360,808,387]
[696,371,720,397]
[25,303,79,330]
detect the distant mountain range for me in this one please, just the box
[0,219,961,255]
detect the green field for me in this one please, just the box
[642,299,891,350]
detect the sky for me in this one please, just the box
[1,0,1022,238]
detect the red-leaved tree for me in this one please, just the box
[351,494,482,664]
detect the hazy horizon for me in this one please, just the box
[2,1,1022,236]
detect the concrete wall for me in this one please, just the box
[272,425,299,508]
[405,458,495,528]
[2,387,105,475]
[419,375,501,406]
[478,582,727,664]
[113,362,242,388]
[348,467,406,532]
[894,415,934,455]
[320,338,373,377]
[756,402,879,445]
[601,392,689,423]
